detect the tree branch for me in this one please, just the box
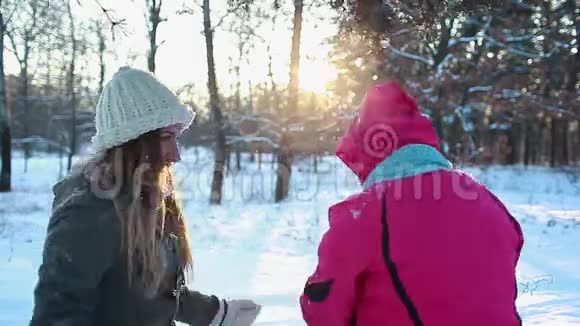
[210,1,248,33]
[88,0,127,39]
[383,42,434,66]
[5,28,23,66]
[3,0,25,27]
[176,7,196,15]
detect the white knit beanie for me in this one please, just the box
[91,66,195,152]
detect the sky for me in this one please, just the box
[5,0,339,100]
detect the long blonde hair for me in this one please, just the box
[88,129,193,297]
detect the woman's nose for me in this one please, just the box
[165,143,181,165]
[173,148,182,163]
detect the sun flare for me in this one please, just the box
[299,59,338,94]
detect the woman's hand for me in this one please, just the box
[210,299,261,326]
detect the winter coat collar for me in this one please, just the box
[363,144,452,190]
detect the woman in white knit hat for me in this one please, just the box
[30,67,261,326]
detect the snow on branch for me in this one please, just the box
[435,53,454,78]
[226,135,278,148]
[448,35,479,48]
[544,105,577,117]
[317,121,339,133]
[12,136,70,152]
[468,86,493,93]
[228,115,282,132]
[495,89,579,118]
[499,89,523,99]
[447,17,492,50]
[505,34,535,43]
[482,35,559,59]
[382,42,434,66]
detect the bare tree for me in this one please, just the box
[230,17,248,171]
[0,0,23,191]
[178,0,251,204]
[94,19,107,95]
[226,7,266,171]
[275,0,303,202]
[0,2,9,191]
[566,0,579,164]
[202,0,227,205]
[145,0,166,73]
[42,31,53,96]
[66,0,78,171]
[6,0,51,172]
[266,12,280,114]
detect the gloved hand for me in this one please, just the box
[210,299,261,326]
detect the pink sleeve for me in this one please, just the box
[300,204,367,326]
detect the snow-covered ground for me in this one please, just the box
[1,148,579,325]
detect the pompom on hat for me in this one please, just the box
[91,66,195,152]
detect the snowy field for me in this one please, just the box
[1,147,579,325]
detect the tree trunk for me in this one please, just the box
[268,12,280,114]
[577,120,580,165]
[275,133,292,202]
[148,40,156,73]
[225,146,231,175]
[248,80,255,163]
[235,33,242,114]
[97,22,106,95]
[540,117,549,165]
[257,147,262,171]
[66,2,77,171]
[433,17,453,68]
[432,82,446,152]
[267,43,279,114]
[524,123,533,166]
[566,0,578,93]
[562,120,569,165]
[519,120,527,164]
[275,0,303,203]
[20,34,32,172]
[0,12,11,192]
[21,65,30,172]
[236,144,241,171]
[247,79,254,113]
[234,39,242,172]
[204,0,226,205]
[147,0,163,73]
[313,154,318,173]
[44,39,52,96]
[550,117,557,167]
[506,122,518,165]
[271,150,276,170]
[566,0,578,166]
[432,106,444,151]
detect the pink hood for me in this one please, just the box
[336,81,440,183]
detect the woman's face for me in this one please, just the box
[159,124,182,167]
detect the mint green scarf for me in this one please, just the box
[363,144,452,190]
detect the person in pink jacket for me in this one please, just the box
[300,81,524,326]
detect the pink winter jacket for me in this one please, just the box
[300,82,524,326]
